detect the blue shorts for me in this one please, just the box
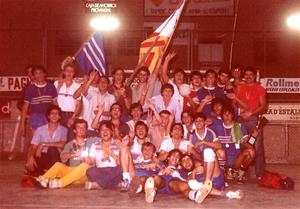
[135,168,158,177]
[86,166,123,189]
[222,143,240,167]
[195,171,225,191]
[30,113,47,130]
[158,175,177,195]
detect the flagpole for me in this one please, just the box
[229,0,240,71]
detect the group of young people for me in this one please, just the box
[20,52,267,204]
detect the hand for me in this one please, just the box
[205,118,213,126]
[89,69,99,82]
[169,111,175,122]
[146,98,155,110]
[194,141,204,148]
[35,143,45,158]
[252,128,259,138]
[146,109,153,125]
[25,156,37,172]
[119,87,126,97]
[202,95,213,104]
[165,51,176,62]
[97,103,104,114]
[241,110,252,120]
[67,117,75,128]
[226,93,236,100]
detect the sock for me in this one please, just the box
[218,159,226,170]
[122,172,131,183]
[188,190,197,201]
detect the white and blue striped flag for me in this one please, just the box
[74,32,106,75]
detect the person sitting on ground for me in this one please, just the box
[159,123,201,161]
[85,121,134,191]
[214,105,256,183]
[168,153,243,203]
[25,105,67,177]
[34,119,97,188]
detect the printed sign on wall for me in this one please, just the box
[0,76,30,92]
[144,0,234,16]
[260,78,300,94]
[263,103,300,122]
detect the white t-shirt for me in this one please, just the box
[149,95,182,122]
[89,141,119,168]
[168,80,184,108]
[54,81,80,112]
[130,137,149,164]
[159,137,191,153]
[85,90,116,130]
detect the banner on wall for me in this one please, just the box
[0,76,30,92]
[263,103,300,122]
[144,0,234,16]
[0,101,11,119]
[260,78,300,94]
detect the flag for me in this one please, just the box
[139,0,186,73]
[74,32,106,75]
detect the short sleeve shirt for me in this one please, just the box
[54,81,80,112]
[89,140,120,168]
[159,137,191,153]
[237,83,266,111]
[191,127,218,153]
[24,83,57,114]
[60,137,98,166]
[196,86,225,116]
[31,124,67,152]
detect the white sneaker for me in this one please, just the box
[195,180,212,204]
[226,190,244,199]
[188,179,203,190]
[144,177,156,203]
[49,179,62,189]
[35,176,48,188]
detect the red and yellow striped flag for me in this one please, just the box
[139,0,186,73]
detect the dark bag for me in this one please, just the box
[258,170,294,190]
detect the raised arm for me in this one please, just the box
[161,51,176,84]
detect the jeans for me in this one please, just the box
[238,115,265,178]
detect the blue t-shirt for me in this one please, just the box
[207,113,223,133]
[24,83,57,114]
[196,87,225,116]
[191,127,218,154]
[214,123,248,146]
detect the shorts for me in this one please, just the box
[195,171,225,191]
[158,175,177,195]
[30,113,47,130]
[222,143,240,167]
[86,166,123,189]
[135,168,158,177]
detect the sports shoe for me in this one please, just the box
[226,190,244,199]
[128,176,142,198]
[48,179,62,189]
[35,176,48,188]
[195,180,212,204]
[144,177,156,203]
[120,179,131,192]
[188,179,203,191]
[85,181,101,190]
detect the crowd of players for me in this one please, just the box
[20,52,267,203]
